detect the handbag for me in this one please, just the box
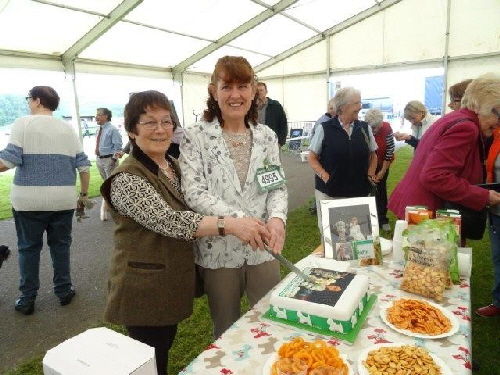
[442,201,487,240]
[441,117,487,240]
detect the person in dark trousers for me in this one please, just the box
[0,86,91,315]
[256,82,288,147]
[365,108,395,231]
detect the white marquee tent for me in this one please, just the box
[0,0,499,130]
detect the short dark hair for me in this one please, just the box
[97,107,112,121]
[257,82,267,90]
[124,90,177,141]
[28,86,59,111]
[204,56,258,127]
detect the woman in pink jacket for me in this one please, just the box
[388,74,500,225]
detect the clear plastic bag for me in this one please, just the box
[400,225,452,301]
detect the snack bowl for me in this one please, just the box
[357,343,453,375]
[379,298,459,339]
[263,353,353,375]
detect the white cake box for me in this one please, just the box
[43,327,157,375]
[300,150,309,162]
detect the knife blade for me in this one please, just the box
[265,246,316,283]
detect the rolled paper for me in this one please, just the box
[393,220,408,243]
[458,252,472,277]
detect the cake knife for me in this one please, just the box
[264,246,316,283]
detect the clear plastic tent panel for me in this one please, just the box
[284,0,377,31]
[125,0,264,41]
[230,14,316,57]
[40,0,122,14]
[0,0,100,54]
[189,46,270,73]
[79,22,209,68]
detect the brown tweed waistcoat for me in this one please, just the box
[100,147,195,326]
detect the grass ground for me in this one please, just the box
[2,146,499,374]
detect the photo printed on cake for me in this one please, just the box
[328,204,373,260]
[286,268,355,306]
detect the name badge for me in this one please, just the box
[255,164,286,193]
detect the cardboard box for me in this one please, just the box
[43,327,157,375]
[436,209,462,245]
[404,205,432,225]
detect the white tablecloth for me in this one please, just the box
[180,256,472,375]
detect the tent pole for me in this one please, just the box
[442,0,452,114]
[326,36,331,100]
[65,60,83,142]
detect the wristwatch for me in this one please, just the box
[217,216,226,236]
[79,192,87,197]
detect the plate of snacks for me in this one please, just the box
[357,343,453,375]
[262,337,353,375]
[379,298,459,339]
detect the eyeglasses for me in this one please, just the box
[492,108,500,118]
[138,118,174,130]
[25,96,32,102]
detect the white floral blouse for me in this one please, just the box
[179,120,288,269]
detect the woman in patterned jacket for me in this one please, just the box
[179,56,288,338]
[100,90,269,375]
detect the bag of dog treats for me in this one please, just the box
[400,224,452,301]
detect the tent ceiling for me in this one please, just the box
[0,0,381,75]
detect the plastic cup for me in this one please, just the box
[275,358,308,375]
[310,366,346,375]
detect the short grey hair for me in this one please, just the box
[364,108,384,127]
[333,87,360,115]
[462,73,500,115]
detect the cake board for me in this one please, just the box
[263,294,377,344]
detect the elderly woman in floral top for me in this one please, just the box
[180,56,288,338]
[100,90,268,375]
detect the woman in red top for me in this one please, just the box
[388,74,500,224]
[365,108,395,231]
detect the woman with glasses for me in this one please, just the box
[448,79,473,111]
[389,73,500,227]
[179,56,288,339]
[394,100,439,148]
[100,90,269,375]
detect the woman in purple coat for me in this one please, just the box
[388,74,500,224]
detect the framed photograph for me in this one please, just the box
[320,197,379,259]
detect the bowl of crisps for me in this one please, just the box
[380,298,459,339]
[263,337,352,375]
[357,343,452,375]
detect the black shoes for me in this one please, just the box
[14,299,35,315]
[15,289,75,314]
[59,289,76,306]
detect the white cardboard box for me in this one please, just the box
[300,150,309,162]
[43,327,157,375]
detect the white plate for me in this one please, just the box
[379,298,459,339]
[380,237,392,256]
[357,343,453,375]
[262,352,353,375]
